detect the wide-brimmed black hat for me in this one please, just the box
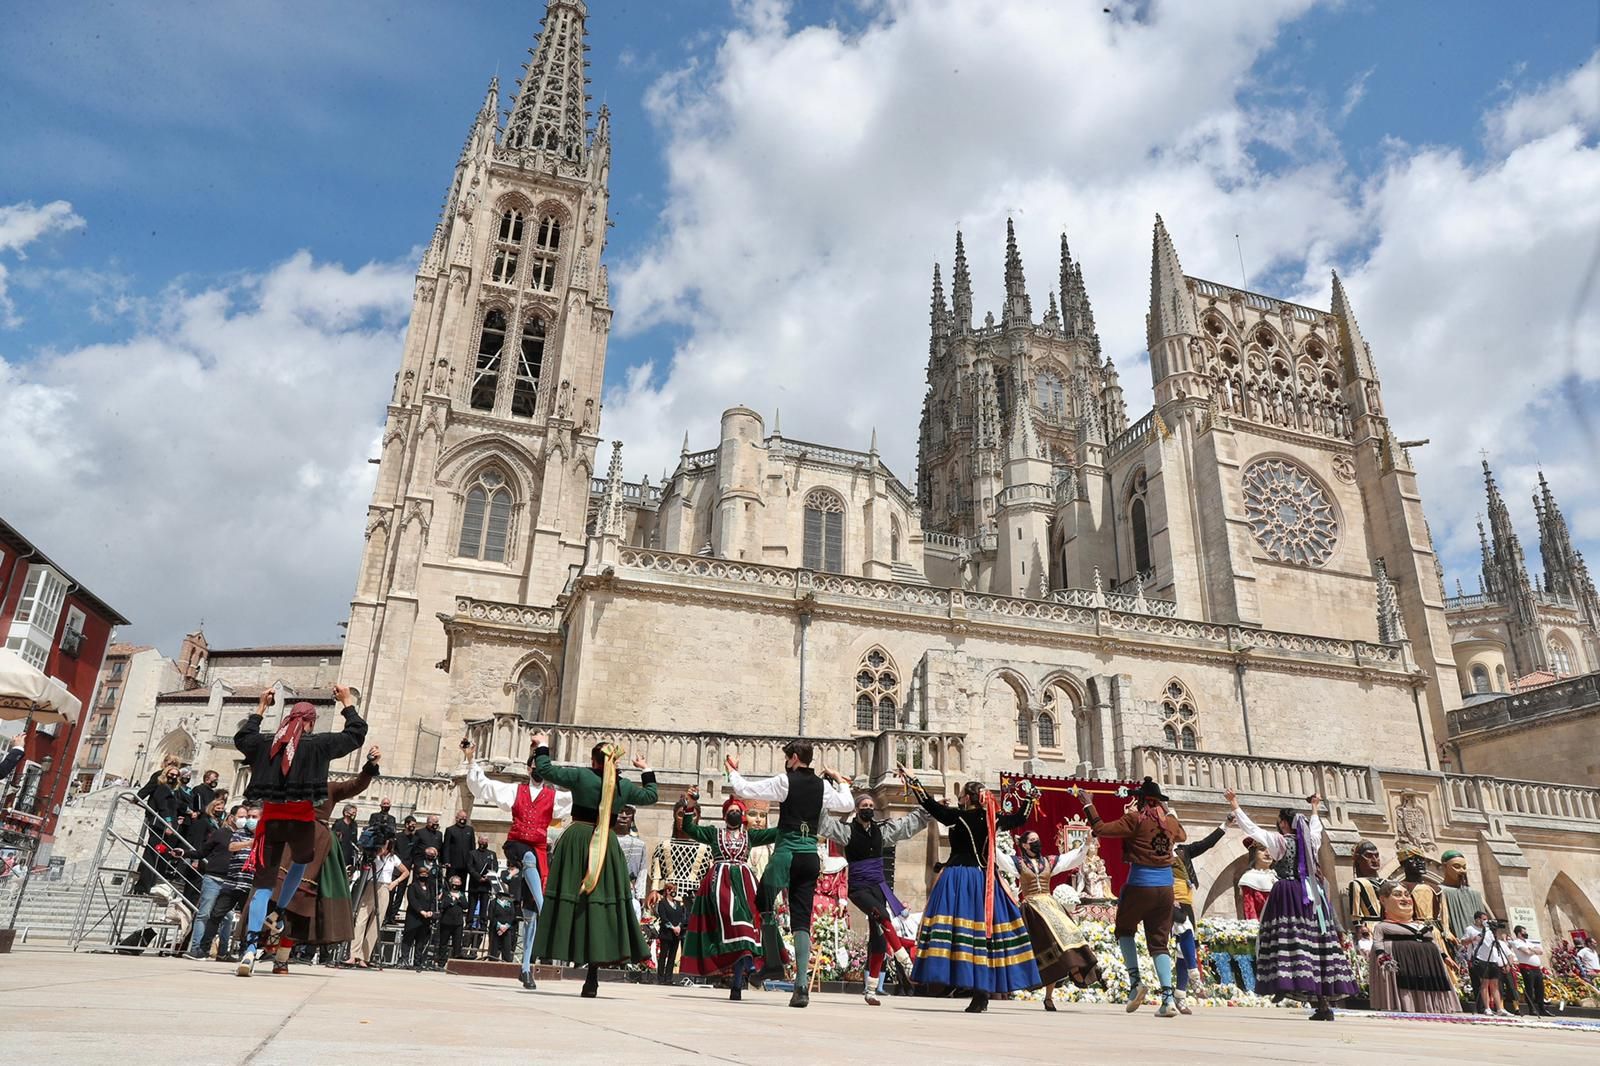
[1136,776,1169,802]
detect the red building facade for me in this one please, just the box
[0,518,129,853]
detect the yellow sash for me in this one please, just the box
[580,744,624,896]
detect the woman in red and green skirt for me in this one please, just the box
[678,788,781,1000]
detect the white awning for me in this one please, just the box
[0,648,81,727]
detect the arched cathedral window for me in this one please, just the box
[854,647,899,732]
[1035,371,1066,417]
[1549,637,1574,675]
[1039,683,1072,749]
[471,310,507,411]
[1160,679,1199,750]
[803,489,845,573]
[490,209,522,285]
[1128,469,1152,578]
[514,664,546,722]
[457,468,514,563]
[529,215,561,292]
[890,517,901,563]
[1471,665,1490,694]
[512,316,544,417]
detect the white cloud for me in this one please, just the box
[0,249,412,650]
[0,200,84,326]
[608,1,1597,593]
[1485,49,1600,153]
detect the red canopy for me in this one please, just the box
[1000,773,1139,895]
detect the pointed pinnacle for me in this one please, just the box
[681,431,690,455]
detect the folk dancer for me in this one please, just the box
[235,686,367,976]
[1068,777,1187,1017]
[726,741,855,1008]
[462,737,573,990]
[529,733,658,998]
[677,789,782,999]
[1013,826,1102,1011]
[1226,789,1357,1020]
[819,792,929,1005]
[904,768,1041,1013]
[1171,820,1229,1011]
[267,745,381,973]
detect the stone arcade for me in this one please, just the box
[332,0,1599,936]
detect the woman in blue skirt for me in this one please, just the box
[900,765,1041,1012]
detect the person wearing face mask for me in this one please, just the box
[675,788,781,1000]
[652,883,686,985]
[726,741,855,1008]
[401,862,439,971]
[462,737,573,990]
[819,792,928,1006]
[193,804,259,961]
[438,875,469,964]
[467,835,499,930]
[905,770,1041,1014]
[189,803,250,958]
[1012,826,1101,1012]
[415,814,446,869]
[135,755,186,893]
[442,809,476,890]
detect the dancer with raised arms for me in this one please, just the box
[462,736,573,990]
[902,766,1040,1013]
[819,791,929,1005]
[529,732,658,998]
[726,741,855,1008]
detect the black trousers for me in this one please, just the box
[439,922,464,961]
[758,849,821,932]
[657,932,680,982]
[1518,966,1547,1014]
[402,914,434,967]
[848,884,893,954]
[490,925,518,962]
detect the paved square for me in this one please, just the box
[2,947,1596,1065]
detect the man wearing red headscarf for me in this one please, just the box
[234,684,367,976]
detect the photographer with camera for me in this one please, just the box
[349,836,406,969]
[1462,911,1514,1016]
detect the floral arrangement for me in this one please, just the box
[1051,882,1082,910]
[1196,916,1259,955]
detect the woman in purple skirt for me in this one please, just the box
[1225,788,1358,1020]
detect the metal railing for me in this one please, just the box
[65,790,196,954]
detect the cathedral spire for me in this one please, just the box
[930,262,949,339]
[1043,290,1060,332]
[1006,377,1043,462]
[1002,217,1032,326]
[1148,214,1197,351]
[504,0,592,166]
[951,229,973,330]
[1331,270,1378,382]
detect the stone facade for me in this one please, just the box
[1446,672,1600,786]
[324,0,1597,933]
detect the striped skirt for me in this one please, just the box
[1254,877,1359,1000]
[912,866,1040,994]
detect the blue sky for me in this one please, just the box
[1,0,1597,651]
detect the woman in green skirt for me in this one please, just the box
[530,732,658,997]
[677,788,781,1000]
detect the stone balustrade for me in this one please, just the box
[449,597,558,631]
[1133,746,1381,815]
[1107,411,1156,461]
[327,769,459,817]
[1133,745,1600,835]
[461,712,965,790]
[606,547,1413,679]
[1447,671,1600,737]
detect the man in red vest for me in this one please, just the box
[464,739,572,989]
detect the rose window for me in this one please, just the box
[1242,458,1338,566]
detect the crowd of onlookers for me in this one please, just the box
[131,759,641,971]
